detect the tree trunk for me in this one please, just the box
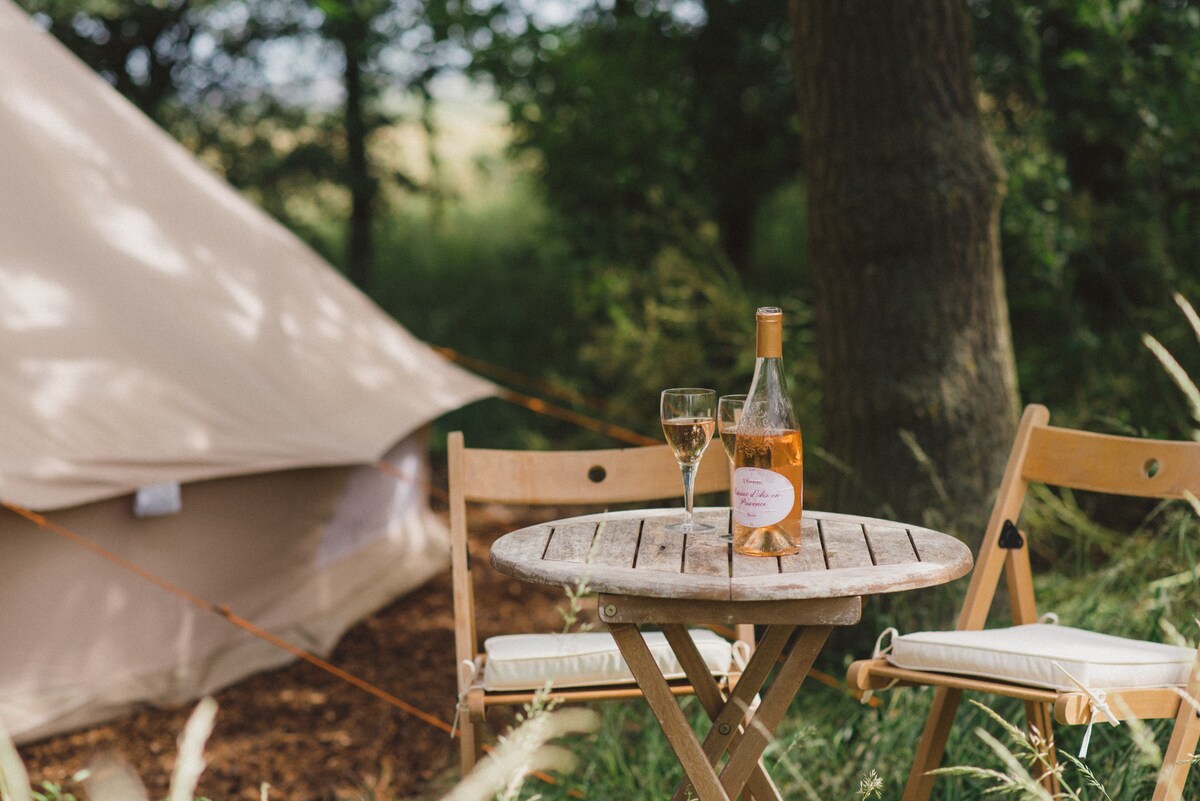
[789,0,1020,539]
[342,33,375,293]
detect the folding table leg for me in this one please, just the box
[719,625,832,794]
[662,624,784,801]
[608,623,732,801]
[902,685,962,801]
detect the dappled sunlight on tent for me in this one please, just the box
[93,201,190,276]
[3,84,113,171]
[0,8,495,509]
[104,583,130,616]
[23,359,112,421]
[18,358,218,466]
[0,268,73,331]
[214,271,266,341]
[0,0,495,744]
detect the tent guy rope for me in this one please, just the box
[0,497,584,797]
[0,356,858,789]
[0,500,455,734]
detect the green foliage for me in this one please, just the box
[15,0,206,122]
[575,246,818,444]
[973,0,1200,436]
[448,0,800,273]
[370,188,588,450]
[372,187,819,453]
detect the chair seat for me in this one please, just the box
[888,623,1194,692]
[482,629,733,692]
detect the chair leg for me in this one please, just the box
[1025,700,1059,796]
[459,715,484,776]
[1152,698,1200,801]
[902,686,963,801]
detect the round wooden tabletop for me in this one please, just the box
[490,507,973,602]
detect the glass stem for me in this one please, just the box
[680,462,697,526]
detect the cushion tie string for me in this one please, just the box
[451,656,483,739]
[1053,661,1119,758]
[873,627,899,659]
[731,640,752,673]
[1038,612,1059,625]
[728,641,763,718]
[861,628,901,704]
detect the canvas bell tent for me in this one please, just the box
[0,0,494,743]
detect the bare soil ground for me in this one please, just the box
[19,509,569,801]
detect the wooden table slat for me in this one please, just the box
[684,539,729,578]
[692,507,732,536]
[492,524,552,565]
[908,526,967,565]
[490,508,972,602]
[731,549,780,579]
[590,518,642,568]
[732,561,967,600]
[820,519,874,570]
[638,515,687,574]
[543,521,598,562]
[779,517,826,573]
[863,524,919,566]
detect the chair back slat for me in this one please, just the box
[1022,425,1200,499]
[461,442,730,505]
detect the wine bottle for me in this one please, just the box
[733,307,803,556]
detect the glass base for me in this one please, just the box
[664,519,715,534]
[734,525,799,557]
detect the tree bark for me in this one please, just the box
[341,32,376,293]
[790,0,1020,539]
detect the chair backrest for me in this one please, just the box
[447,431,731,666]
[957,404,1200,631]
[1022,424,1200,499]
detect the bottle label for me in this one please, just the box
[733,467,795,527]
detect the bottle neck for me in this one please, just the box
[745,355,797,429]
[756,319,783,359]
[751,355,787,391]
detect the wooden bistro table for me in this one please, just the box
[489,507,973,801]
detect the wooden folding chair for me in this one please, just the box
[848,404,1200,801]
[449,431,753,776]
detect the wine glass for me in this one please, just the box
[660,388,716,533]
[717,394,747,463]
[715,394,747,543]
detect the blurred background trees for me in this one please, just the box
[17,0,1200,526]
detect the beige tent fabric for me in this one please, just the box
[0,0,494,511]
[0,0,498,742]
[0,436,451,743]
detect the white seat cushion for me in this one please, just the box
[887,624,1195,692]
[482,629,733,692]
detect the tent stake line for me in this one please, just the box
[2,372,856,799]
[0,499,586,796]
[0,501,453,731]
[1,377,694,797]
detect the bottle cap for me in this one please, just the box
[756,306,783,358]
